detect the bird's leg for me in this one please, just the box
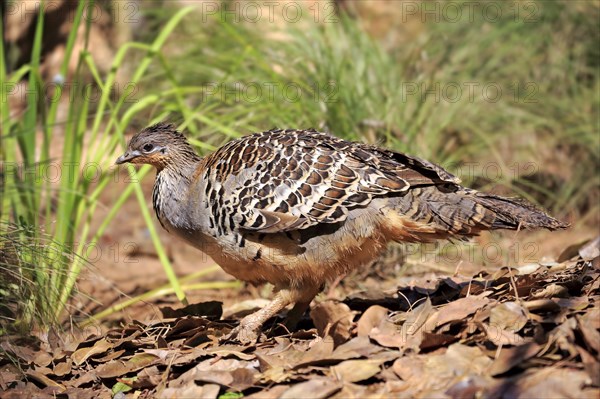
[283,300,312,331]
[282,287,320,331]
[224,289,293,344]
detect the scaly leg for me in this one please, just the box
[283,287,320,331]
[224,289,293,344]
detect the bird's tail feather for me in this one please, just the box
[391,187,568,242]
[469,192,568,231]
[423,188,569,237]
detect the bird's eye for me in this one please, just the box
[143,143,154,152]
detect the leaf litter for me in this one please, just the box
[1,240,599,398]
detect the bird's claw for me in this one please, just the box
[220,324,261,345]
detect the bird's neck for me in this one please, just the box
[152,157,201,232]
[161,156,201,179]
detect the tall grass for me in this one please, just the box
[0,2,201,331]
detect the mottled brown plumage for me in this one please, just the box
[116,122,567,342]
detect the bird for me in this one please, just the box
[116,122,567,343]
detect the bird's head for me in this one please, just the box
[116,122,199,170]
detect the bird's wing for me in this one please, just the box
[201,129,460,233]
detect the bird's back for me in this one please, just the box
[196,128,563,235]
[197,128,458,233]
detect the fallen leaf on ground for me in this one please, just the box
[330,359,384,383]
[158,382,220,399]
[489,301,528,332]
[435,295,491,327]
[71,338,113,366]
[490,342,541,376]
[310,301,354,346]
[95,353,159,379]
[279,378,342,399]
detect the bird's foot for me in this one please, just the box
[220,321,262,345]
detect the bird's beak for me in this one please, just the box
[115,150,142,165]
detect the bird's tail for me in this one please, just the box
[388,187,568,242]
[467,191,568,231]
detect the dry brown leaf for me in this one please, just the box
[499,367,596,398]
[330,336,386,361]
[0,342,37,364]
[170,358,257,391]
[279,378,342,399]
[66,370,98,388]
[396,298,437,351]
[370,328,404,349]
[433,343,493,376]
[166,317,211,339]
[531,283,569,299]
[392,355,425,382]
[482,323,527,347]
[558,239,592,262]
[158,382,220,399]
[523,298,562,312]
[489,302,528,333]
[435,295,491,327]
[25,370,65,392]
[52,359,72,377]
[419,332,457,351]
[32,351,53,368]
[246,384,290,399]
[71,338,113,366]
[95,353,159,379]
[0,368,19,391]
[445,375,496,399]
[549,318,580,357]
[356,305,389,337]
[577,346,600,387]
[62,387,112,399]
[330,359,384,383]
[257,365,290,385]
[331,382,388,399]
[392,344,494,395]
[577,311,600,354]
[310,301,354,346]
[93,349,126,363]
[358,306,403,349]
[131,366,163,389]
[580,236,600,261]
[490,342,541,376]
[366,299,437,350]
[556,296,590,311]
[291,337,335,369]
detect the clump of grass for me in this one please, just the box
[0,3,204,331]
[0,222,75,334]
